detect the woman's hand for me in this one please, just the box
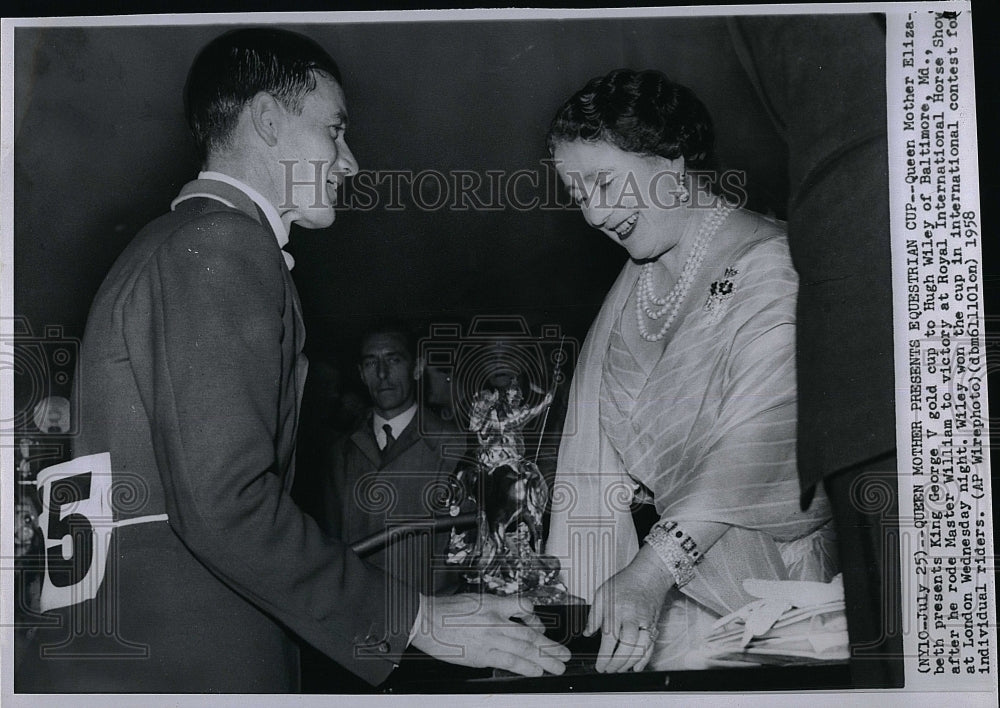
[585,544,676,673]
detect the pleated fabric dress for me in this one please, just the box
[547,209,838,669]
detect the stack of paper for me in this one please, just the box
[700,574,850,666]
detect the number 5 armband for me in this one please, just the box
[36,452,169,613]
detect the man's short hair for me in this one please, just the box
[184,28,342,160]
[359,320,419,362]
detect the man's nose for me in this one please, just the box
[376,359,390,379]
[336,140,358,177]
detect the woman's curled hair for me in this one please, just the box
[547,68,715,169]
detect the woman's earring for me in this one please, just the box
[678,171,690,204]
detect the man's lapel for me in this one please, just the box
[174,176,304,327]
[380,414,421,468]
[350,416,383,468]
[350,411,425,469]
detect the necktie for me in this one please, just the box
[382,423,396,451]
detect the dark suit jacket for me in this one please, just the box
[320,407,467,595]
[729,15,896,492]
[18,178,417,692]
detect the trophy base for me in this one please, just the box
[532,601,601,673]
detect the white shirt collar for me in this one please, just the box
[198,171,288,244]
[373,403,418,449]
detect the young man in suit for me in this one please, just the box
[17,27,567,693]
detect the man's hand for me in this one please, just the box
[411,593,570,677]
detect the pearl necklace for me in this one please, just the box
[635,199,734,342]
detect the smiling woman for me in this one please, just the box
[545,69,841,673]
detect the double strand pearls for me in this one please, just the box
[635,199,733,342]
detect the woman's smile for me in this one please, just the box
[612,213,639,240]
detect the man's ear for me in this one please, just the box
[249,91,281,148]
[412,356,426,381]
[358,364,365,383]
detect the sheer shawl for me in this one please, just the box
[546,212,835,625]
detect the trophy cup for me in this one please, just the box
[445,370,593,666]
[377,327,596,688]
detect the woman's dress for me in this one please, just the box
[546,209,838,669]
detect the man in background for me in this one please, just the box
[302,323,476,692]
[320,322,466,595]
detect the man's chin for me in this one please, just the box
[375,395,403,411]
[294,208,337,230]
[378,397,419,419]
